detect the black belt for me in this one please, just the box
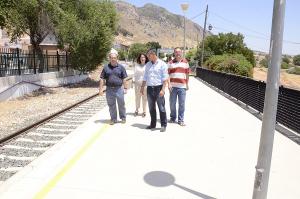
[107,85,121,88]
[147,85,162,89]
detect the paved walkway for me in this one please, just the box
[0,77,299,199]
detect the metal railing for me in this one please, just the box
[196,67,300,134]
[0,49,70,77]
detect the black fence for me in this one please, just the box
[0,48,70,77]
[196,67,300,135]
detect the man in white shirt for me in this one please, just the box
[140,49,169,132]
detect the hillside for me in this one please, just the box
[114,1,209,48]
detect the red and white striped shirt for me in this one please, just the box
[168,59,189,88]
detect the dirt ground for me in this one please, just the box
[0,68,102,140]
[253,67,300,90]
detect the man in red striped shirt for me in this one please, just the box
[168,47,189,126]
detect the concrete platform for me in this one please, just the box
[0,77,299,199]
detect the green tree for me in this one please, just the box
[0,0,61,72]
[1,0,117,73]
[118,49,128,61]
[128,43,148,60]
[146,41,161,51]
[0,0,13,27]
[293,55,300,66]
[196,32,255,67]
[56,0,117,72]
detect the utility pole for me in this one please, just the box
[200,4,208,67]
[181,3,189,58]
[252,0,286,199]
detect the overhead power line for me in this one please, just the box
[209,12,300,45]
[189,10,206,20]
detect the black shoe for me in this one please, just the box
[146,125,155,129]
[178,121,186,126]
[109,120,116,125]
[160,127,166,132]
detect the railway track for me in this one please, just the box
[0,93,107,182]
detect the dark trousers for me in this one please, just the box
[147,85,167,128]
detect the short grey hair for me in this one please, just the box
[147,48,157,55]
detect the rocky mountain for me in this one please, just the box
[114,1,209,48]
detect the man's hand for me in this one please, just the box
[159,90,165,97]
[99,90,104,96]
[168,84,173,92]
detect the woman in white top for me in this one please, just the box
[134,53,148,117]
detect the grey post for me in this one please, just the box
[252,0,286,199]
[200,5,208,67]
[180,3,189,58]
[184,14,186,58]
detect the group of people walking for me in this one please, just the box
[99,47,189,132]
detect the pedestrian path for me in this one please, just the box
[0,77,299,199]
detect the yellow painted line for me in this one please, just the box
[33,124,109,199]
[34,91,135,199]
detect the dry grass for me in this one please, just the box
[253,67,300,90]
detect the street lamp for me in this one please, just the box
[181,2,189,58]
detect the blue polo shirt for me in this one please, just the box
[100,63,128,87]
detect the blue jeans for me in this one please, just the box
[147,85,167,128]
[169,87,186,123]
[106,87,126,121]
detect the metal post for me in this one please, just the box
[17,48,21,75]
[57,51,60,71]
[46,50,49,72]
[201,5,208,67]
[183,14,186,58]
[252,1,286,199]
[33,50,36,74]
[66,51,68,71]
[180,3,189,58]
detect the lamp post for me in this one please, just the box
[181,2,189,58]
[252,0,286,198]
[200,4,208,67]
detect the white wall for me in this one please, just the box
[0,70,88,101]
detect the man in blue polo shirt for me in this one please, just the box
[99,49,128,125]
[140,49,168,132]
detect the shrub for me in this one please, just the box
[205,54,253,77]
[287,66,300,75]
[293,55,300,66]
[259,58,268,68]
[282,56,290,64]
[281,62,289,69]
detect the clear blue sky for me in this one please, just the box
[123,0,300,55]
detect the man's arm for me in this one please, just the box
[160,62,169,97]
[140,63,148,95]
[186,64,190,90]
[123,79,128,94]
[160,79,168,97]
[99,78,105,96]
